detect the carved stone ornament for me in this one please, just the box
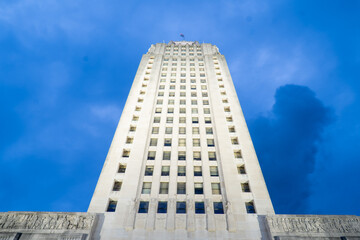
[0,212,96,231]
[266,215,360,234]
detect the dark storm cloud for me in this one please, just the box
[249,84,334,213]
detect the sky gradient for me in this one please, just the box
[0,0,359,215]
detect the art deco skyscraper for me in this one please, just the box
[88,41,274,239]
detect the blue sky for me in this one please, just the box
[0,0,359,215]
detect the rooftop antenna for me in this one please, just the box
[180,33,185,41]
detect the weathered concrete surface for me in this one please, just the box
[0,212,97,240]
[265,215,360,240]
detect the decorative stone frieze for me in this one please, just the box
[0,212,97,240]
[265,215,360,239]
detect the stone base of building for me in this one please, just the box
[0,212,359,240]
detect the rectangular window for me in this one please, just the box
[213,202,224,214]
[107,200,117,212]
[159,182,169,194]
[168,99,175,105]
[194,183,203,194]
[211,183,221,195]
[192,117,199,124]
[168,108,174,114]
[180,99,186,105]
[205,117,212,124]
[126,137,133,144]
[150,138,158,146]
[228,126,235,133]
[152,127,159,134]
[192,127,200,134]
[207,139,215,147]
[177,183,186,194]
[129,126,136,132]
[238,165,246,174]
[195,202,205,214]
[165,127,173,134]
[179,117,186,123]
[206,127,213,134]
[208,152,216,161]
[157,201,167,213]
[193,151,201,161]
[226,116,233,122]
[164,138,172,146]
[246,202,256,213]
[241,183,251,192]
[231,137,239,145]
[179,127,186,134]
[191,100,197,105]
[191,108,198,114]
[166,117,173,124]
[178,166,186,176]
[142,182,151,194]
[148,151,156,160]
[178,151,186,161]
[158,92,164,97]
[234,150,242,158]
[163,151,171,160]
[176,201,186,214]
[113,181,122,191]
[179,108,186,114]
[210,166,219,177]
[193,138,201,147]
[153,117,160,123]
[179,138,186,147]
[191,92,197,97]
[118,164,126,173]
[138,201,149,213]
[194,166,202,176]
[203,100,209,105]
[169,92,175,97]
[204,108,210,114]
[161,166,170,176]
[132,115,139,121]
[180,92,186,97]
[122,149,130,158]
[145,166,154,176]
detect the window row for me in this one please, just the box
[163,58,204,62]
[159,78,207,84]
[158,92,209,98]
[141,182,221,195]
[107,200,256,214]
[158,85,207,90]
[144,165,219,177]
[147,150,220,161]
[151,126,213,134]
[162,62,204,67]
[149,138,218,147]
[155,107,210,114]
[153,117,212,124]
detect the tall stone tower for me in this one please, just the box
[88,41,274,239]
[1,41,359,240]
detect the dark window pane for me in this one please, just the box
[195,202,205,214]
[107,200,117,212]
[176,201,186,214]
[138,201,149,213]
[213,202,224,214]
[157,201,167,214]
